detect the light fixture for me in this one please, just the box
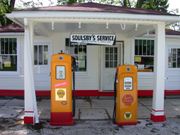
[78,22,81,29]
[135,24,138,31]
[106,22,109,29]
[146,30,150,35]
[121,24,126,30]
[51,21,54,30]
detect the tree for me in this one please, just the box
[120,0,131,7]
[136,0,145,8]
[141,0,169,13]
[57,0,169,13]
[0,0,13,26]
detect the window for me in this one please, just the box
[134,39,154,72]
[0,38,17,71]
[34,45,48,65]
[105,47,118,68]
[66,38,86,71]
[168,48,180,68]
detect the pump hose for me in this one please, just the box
[72,57,76,117]
[73,70,75,117]
[112,70,117,123]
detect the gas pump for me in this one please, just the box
[113,65,138,126]
[50,52,76,126]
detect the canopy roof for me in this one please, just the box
[16,2,175,16]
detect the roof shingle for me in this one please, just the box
[0,23,24,33]
[16,2,175,16]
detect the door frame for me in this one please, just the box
[99,41,124,91]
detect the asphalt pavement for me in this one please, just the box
[0,96,180,135]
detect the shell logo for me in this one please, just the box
[57,89,65,98]
[55,88,67,101]
[122,94,134,106]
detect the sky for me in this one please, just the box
[15,0,180,14]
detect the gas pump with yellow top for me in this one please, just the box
[50,52,76,126]
[113,65,138,126]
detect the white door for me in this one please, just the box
[101,41,124,91]
[34,43,51,89]
[166,46,180,90]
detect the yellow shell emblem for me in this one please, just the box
[57,89,65,98]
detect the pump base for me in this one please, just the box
[24,116,34,124]
[116,121,137,126]
[50,112,74,126]
[150,114,166,122]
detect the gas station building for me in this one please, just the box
[0,2,180,124]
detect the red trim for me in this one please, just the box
[115,121,137,126]
[0,90,24,96]
[165,90,180,96]
[138,90,153,97]
[50,112,74,126]
[150,114,166,122]
[74,90,114,96]
[24,116,34,124]
[0,89,180,97]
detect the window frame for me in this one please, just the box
[168,47,180,69]
[34,44,49,66]
[134,38,155,73]
[105,46,119,68]
[0,36,20,76]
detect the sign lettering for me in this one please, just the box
[70,34,116,45]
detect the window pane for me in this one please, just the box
[9,39,13,54]
[177,58,180,68]
[151,40,154,55]
[143,40,147,55]
[1,39,4,54]
[114,48,117,54]
[5,38,8,54]
[114,54,117,60]
[105,47,109,53]
[110,61,113,67]
[135,56,154,72]
[105,54,109,61]
[44,45,48,65]
[12,38,17,54]
[168,49,173,68]
[34,46,38,65]
[0,38,17,72]
[110,48,113,53]
[114,60,117,67]
[110,54,113,61]
[39,46,43,65]
[0,55,17,71]
[147,40,151,55]
[105,61,109,68]
[139,40,142,55]
[135,40,138,55]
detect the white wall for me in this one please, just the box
[1,32,180,91]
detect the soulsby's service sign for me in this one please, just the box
[70,34,116,45]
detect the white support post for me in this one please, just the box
[24,18,39,124]
[151,22,166,122]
